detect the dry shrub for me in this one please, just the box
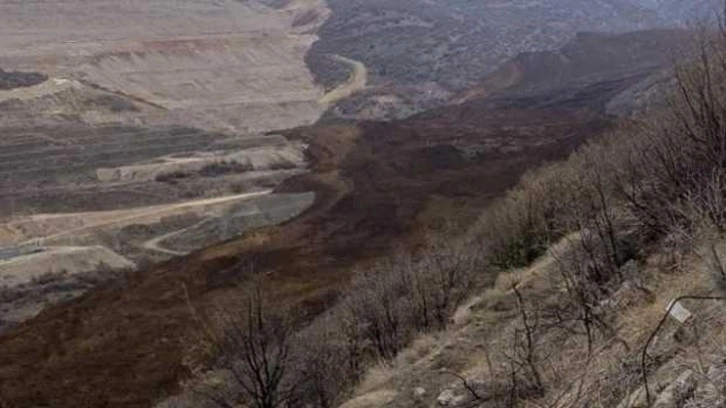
[341,236,481,362]
[196,285,300,408]
[194,18,726,408]
[613,30,726,240]
[477,161,577,269]
[395,334,438,366]
[291,313,356,408]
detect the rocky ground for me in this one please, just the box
[338,237,726,408]
[0,26,691,405]
[0,1,718,406]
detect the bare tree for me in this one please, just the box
[202,284,301,408]
[504,284,545,400]
[345,263,408,361]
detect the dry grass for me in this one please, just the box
[338,390,398,408]
[395,334,440,367]
[339,232,726,408]
[354,364,397,396]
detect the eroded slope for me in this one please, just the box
[0,0,330,132]
[0,72,619,408]
[0,27,697,407]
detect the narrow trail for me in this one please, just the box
[319,54,368,106]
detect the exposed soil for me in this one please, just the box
[0,24,696,408]
[0,88,612,406]
[0,246,135,288]
[0,0,332,133]
[1,191,273,246]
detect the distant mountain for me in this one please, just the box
[307,0,719,121]
[309,0,719,90]
[459,29,695,112]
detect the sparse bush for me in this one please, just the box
[344,261,410,361]
[614,32,726,238]
[339,235,482,364]
[292,314,353,408]
[694,228,726,295]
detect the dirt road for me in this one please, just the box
[141,226,194,256]
[319,54,367,105]
[7,190,273,246]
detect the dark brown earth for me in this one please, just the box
[0,28,693,408]
[0,70,47,90]
[0,98,611,407]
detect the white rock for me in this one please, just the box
[437,389,466,406]
[437,389,456,406]
[666,300,692,323]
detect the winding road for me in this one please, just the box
[141,224,196,256]
[319,54,368,106]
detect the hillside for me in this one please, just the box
[0,97,612,408]
[0,0,332,132]
[0,26,698,407]
[152,27,726,407]
[0,1,724,407]
[0,0,336,331]
[308,0,716,120]
[333,32,726,407]
[459,29,693,108]
[337,237,726,408]
[322,27,690,121]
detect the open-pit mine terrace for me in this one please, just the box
[0,0,357,331]
[0,0,333,132]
